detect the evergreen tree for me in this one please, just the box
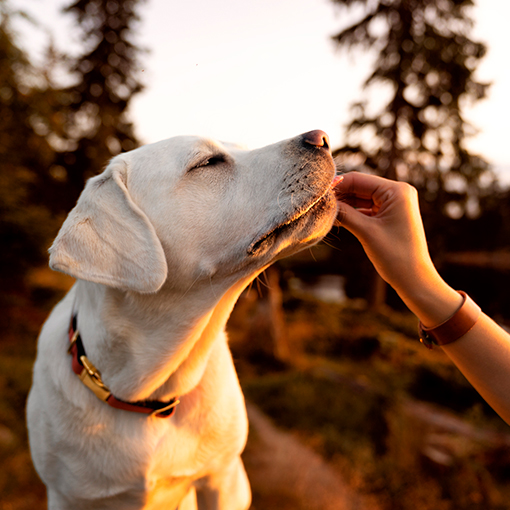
[55,0,144,211]
[0,2,59,289]
[330,0,494,220]
[0,0,146,288]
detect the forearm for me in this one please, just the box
[335,173,510,424]
[394,271,510,425]
[391,264,463,329]
[442,313,510,424]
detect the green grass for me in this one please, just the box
[0,286,53,510]
[242,370,389,460]
[232,294,510,510]
[3,281,510,509]
[0,352,47,509]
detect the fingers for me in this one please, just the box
[334,171,408,234]
[336,198,373,237]
[334,173,385,216]
[335,173,377,233]
[336,195,375,210]
[334,172,391,201]
[334,172,418,217]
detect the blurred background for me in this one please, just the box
[2,0,510,508]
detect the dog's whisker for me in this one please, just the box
[209,275,218,299]
[181,274,201,299]
[258,271,272,290]
[245,279,255,297]
[276,189,286,214]
[322,236,342,252]
[308,246,318,262]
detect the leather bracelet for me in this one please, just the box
[418,291,481,349]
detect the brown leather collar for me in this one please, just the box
[68,315,179,418]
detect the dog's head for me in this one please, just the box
[49,131,338,293]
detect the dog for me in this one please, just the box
[27,130,338,510]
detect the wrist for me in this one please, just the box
[394,269,463,328]
[418,291,481,349]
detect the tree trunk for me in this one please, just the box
[369,272,387,310]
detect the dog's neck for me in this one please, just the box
[73,271,262,402]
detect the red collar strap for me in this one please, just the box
[68,315,179,418]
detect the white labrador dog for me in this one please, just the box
[27,130,338,510]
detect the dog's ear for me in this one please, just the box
[49,157,168,293]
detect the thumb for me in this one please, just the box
[336,200,372,240]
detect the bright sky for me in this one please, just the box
[14,0,510,181]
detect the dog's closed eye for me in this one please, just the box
[189,154,228,171]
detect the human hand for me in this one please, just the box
[334,172,461,323]
[334,172,431,290]
[335,176,510,426]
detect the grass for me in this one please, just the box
[231,291,510,510]
[2,273,510,509]
[0,341,47,510]
[0,270,71,509]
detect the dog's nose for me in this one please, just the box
[301,130,330,152]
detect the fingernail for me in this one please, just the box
[332,175,344,187]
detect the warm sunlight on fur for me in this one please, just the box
[27,131,338,510]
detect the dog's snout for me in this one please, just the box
[301,130,330,152]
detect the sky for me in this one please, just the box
[13,0,510,182]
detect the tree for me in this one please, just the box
[0,0,146,289]
[0,2,60,290]
[330,0,494,221]
[54,0,145,211]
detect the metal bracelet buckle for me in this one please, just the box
[418,326,436,350]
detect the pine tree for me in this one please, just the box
[55,0,145,211]
[0,2,59,288]
[330,0,494,220]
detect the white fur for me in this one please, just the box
[27,133,337,509]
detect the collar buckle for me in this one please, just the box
[67,329,79,354]
[78,355,111,402]
[151,398,181,417]
[68,314,179,418]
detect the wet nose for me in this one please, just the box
[301,130,330,152]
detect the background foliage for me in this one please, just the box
[1,0,509,509]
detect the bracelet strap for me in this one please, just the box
[418,291,481,349]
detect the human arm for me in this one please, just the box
[334,172,510,424]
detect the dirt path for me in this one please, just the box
[242,403,379,510]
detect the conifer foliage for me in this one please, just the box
[0,0,145,287]
[0,3,58,287]
[55,0,145,210]
[331,0,494,219]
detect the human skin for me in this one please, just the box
[335,172,510,425]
